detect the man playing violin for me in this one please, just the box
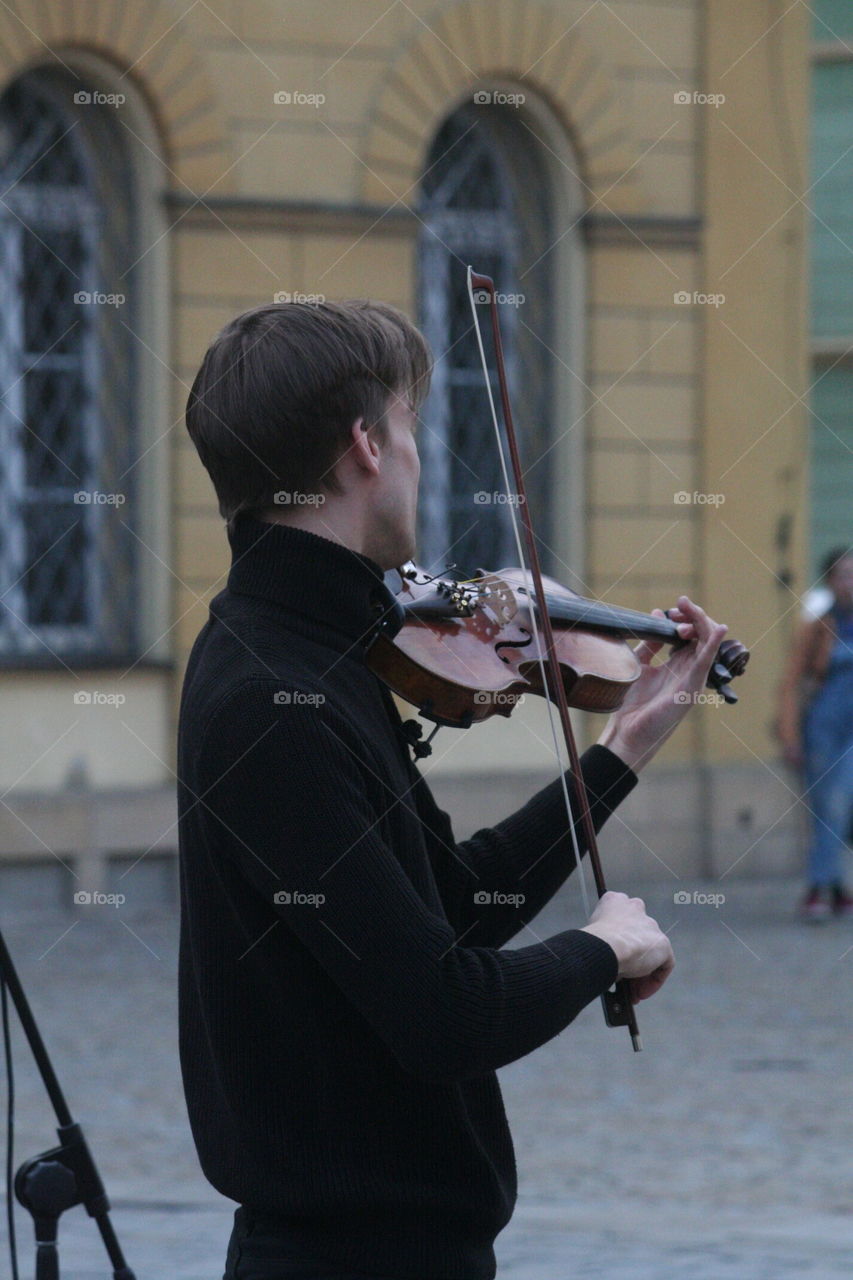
[179,299,729,1280]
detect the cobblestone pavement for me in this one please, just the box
[0,872,851,1279]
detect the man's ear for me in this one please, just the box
[347,416,381,477]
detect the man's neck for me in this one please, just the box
[260,504,362,556]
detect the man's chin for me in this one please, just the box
[377,533,416,571]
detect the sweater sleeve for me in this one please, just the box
[197,681,618,1084]
[413,745,638,948]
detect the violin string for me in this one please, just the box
[466,267,593,921]
[538,593,674,639]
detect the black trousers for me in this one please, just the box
[222,1207,408,1280]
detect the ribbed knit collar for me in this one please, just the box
[226,513,394,648]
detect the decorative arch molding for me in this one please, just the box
[361,0,647,212]
[0,0,230,192]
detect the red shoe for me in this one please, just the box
[831,886,853,918]
[799,887,831,922]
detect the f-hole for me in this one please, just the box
[494,628,534,663]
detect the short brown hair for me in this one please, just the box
[185,299,432,522]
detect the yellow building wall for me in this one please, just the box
[701,0,811,768]
[0,0,811,871]
[164,0,705,782]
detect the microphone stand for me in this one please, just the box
[0,926,135,1279]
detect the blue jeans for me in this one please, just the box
[802,676,853,886]
[222,1207,409,1280]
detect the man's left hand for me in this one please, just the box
[595,595,729,774]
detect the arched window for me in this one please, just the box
[0,68,137,660]
[417,101,554,575]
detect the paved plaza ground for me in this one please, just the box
[0,869,851,1279]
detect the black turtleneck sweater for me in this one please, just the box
[177,514,638,1280]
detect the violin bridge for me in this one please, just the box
[468,573,518,625]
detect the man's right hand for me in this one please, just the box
[581,890,675,1003]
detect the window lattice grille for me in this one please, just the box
[0,70,137,660]
[417,105,553,578]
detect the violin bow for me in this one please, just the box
[467,267,642,1052]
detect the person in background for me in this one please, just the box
[777,546,853,921]
[799,577,833,622]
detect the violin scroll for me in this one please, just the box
[706,638,750,703]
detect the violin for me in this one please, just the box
[367,563,749,731]
[367,266,750,1052]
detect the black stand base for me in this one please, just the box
[0,924,136,1279]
